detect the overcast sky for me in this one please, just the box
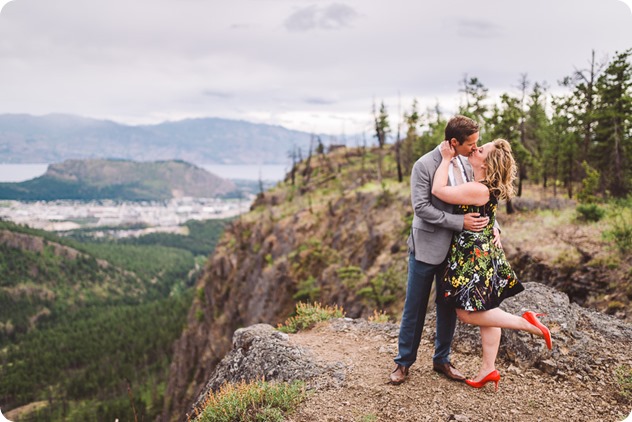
[0,0,631,135]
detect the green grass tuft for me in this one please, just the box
[192,380,306,422]
[367,309,390,323]
[277,302,345,333]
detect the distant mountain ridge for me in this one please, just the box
[0,159,237,200]
[0,113,328,165]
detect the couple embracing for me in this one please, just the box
[389,115,552,390]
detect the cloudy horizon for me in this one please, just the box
[1,0,631,136]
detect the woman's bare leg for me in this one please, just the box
[456,308,542,337]
[472,326,501,382]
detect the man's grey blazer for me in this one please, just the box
[406,146,469,265]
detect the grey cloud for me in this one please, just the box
[456,19,503,38]
[284,3,358,32]
[203,90,235,99]
[303,96,337,105]
[230,23,253,30]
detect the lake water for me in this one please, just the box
[0,164,49,182]
[0,163,289,182]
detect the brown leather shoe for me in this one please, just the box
[389,364,409,385]
[433,361,465,381]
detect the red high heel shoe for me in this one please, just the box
[522,311,552,350]
[465,369,501,391]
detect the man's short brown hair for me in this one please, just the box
[445,115,480,144]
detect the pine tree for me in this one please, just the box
[401,98,420,176]
[593,48,632,197]
[524,82,553,188]
[550,94,582,198]
[418,103,445,157]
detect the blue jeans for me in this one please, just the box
[394,253,457,367]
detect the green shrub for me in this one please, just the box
[277,302,345,333]
[196,287,206,302]
[401,212,413,237]
[576,161,601,204]
[615,365,632,401]
[603,200,632,254]
[194,380,306,422]
[576,204,605,222]
[292,276,321,302]
[357,267,404,309]
[337,266,364,289]
[375,184,392,208]
[265,253,274,267]
[195,308,204,322]
[606,300,626,315]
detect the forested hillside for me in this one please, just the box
[0,218,228,421]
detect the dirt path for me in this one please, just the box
[287,320,631,422]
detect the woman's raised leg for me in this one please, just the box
[456,308,541,336]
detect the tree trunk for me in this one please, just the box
[567,155,574,199]
[506,199,514,214]
[395,139,403,183]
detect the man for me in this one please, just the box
[390,115,489,384]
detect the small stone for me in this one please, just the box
[540,359,557,375]
[507,364,521,375]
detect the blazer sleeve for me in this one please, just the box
[411,157,463,232]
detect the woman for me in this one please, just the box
[431,138,552,391]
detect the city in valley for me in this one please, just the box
[0,196,254,237]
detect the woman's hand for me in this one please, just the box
[440,140,456,161]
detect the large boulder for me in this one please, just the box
[187,323,345,419]
[441,282,632,375]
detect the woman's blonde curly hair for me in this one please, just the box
[484,139,517,201]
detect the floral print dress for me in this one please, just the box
[441,195,524,311]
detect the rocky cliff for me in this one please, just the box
[162,147,413,419]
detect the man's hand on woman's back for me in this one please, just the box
[463,213,489,232]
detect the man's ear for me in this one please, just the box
[449,138,459,148]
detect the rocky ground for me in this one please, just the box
[192,283,632,422]
[288,319,629,422]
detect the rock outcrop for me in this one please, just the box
[187,323,345,420]
[427,282,632,377]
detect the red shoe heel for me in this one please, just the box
[522,311,552,350]
[465,370,501,391]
